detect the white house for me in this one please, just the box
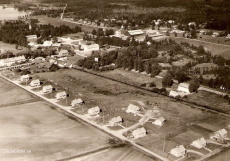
[55,91,67,100]
[59,50,69,57]
[88,106,101,116]
[153,117,166,126]
[191,138,207,149]
[169,90,179,97]
[30,79,40,87]
[126,104,140,115]
[177,83,190,93]
[109,116,123,127]
[42,85,53,94]
[25,35,37,39]
[83,44,100,52]
[20,74,30,82]
[132,127,146,139]
[170,145,186,157]
[0,56,26,67]
[127,30,144,36]
[71,98,84,107]
[211,129,228,140]
[212,32,219,37]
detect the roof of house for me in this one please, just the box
[169,90,179,96]
[88,106,100,113]
[72,98,83,104]
[21,74,29,79]
[128,30,144,36]
[59,50,69,55]
[216,129,228,136]
[155,117,165,123]
[56,91,67,96]
[171,145,186,154]
[31,79,40,83]
[110,116,122,123]
[133,127,146,136]
[178,83,189,89]
[192,137,206,146]
[43,85,52,90]
[193,63,218,69]
[84,44,100,50]
[127,104,140,111]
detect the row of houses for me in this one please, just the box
[0,56,26,67]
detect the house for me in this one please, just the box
[177,83,190,93]
[212,32,219,37]
[211,129,228,140]
[132,127,146,139]
[30,79,40,87]
[20,74,30,82]
[126,104,140,115]
[0,56,26,67]
[83,44,100,52]
[191,138,207,149]
[59,50,69,57]
[71,98,84,107]
[58,62,67,68]
[169,90,179,97]
[127,30,144,36]
[42,85,53,93]
[170,145,186,157]
[109,116,123,126]
[55,91,67,100]
[153,117,166,126]
[25,35,37,39]
[88,106,101,116]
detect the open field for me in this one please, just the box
[0,41,27,54]
[31,15,102,32]
[169,37,230,59]
[0,101,112,161]
[0,77,37,105]
[72,146,157,161]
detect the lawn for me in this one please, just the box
[0,41,27,55]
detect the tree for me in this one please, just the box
[162,73,173,87]
[92,29,97,35]
[189,77,200,92]
[208,78,214,88]
[138,58,144,73]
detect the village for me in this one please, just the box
[1,0,230,161]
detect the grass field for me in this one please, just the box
[0,101,112,161]
[0,41,27,55]
[0,77,37,105]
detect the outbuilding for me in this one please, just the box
[153,117,166,126]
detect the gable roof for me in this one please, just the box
[31,79,40,84]
[156,117,165,123]
[43,85,52,90]
[171,145,186,155]
[216,129,228,136]
[128,30,144,36]
[133,127,146,136]
[56,91,67,97]
[192,137,206,146]
[72,98,83,104]
[127,104,140,111]
[178,83,189,89]
[110,116,122,123]
[88,106,100,113]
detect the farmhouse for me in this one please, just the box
[42,85,53,94]
[169,90,179,97]
[126,104,140,115]
[211,129,228,140]
[20,74,30,82]
[191,138,207,149]
[29,79,40,87]
[88,106,101,116]
[132,127,146,139]
[170,145,186,157]
[153,117,166,126]
[55,91,67,100]
[109,116,123,127]
[71,98,84,107]
[177,83,190,93]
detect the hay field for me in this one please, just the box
[0,77,37,105]
[0,101,112,161]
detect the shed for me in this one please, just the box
[20,74,30,82]
[177,83,190,93]
[170,145,186,157]
[191,138,207,149]
[42,85,53,93]
[30,79,40,87]
[55,91,67,100]
[153,117,166,126]
[71,98,84,107]
[126,104,140,115]
[109,116,123,127]
[132,127,146,139]
[88,106,100,116]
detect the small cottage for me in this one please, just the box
[126,104,140,115]
[191,138,207,149]
[132,127,146,139]
[71,98,84,107]
[170,145,186,157]
[30,79,40,87]
[109,116,123,127]
[88,106,100,116]
[55,91,67,100]
[177,83,190,93]
[42,85,53,94]
[20,74,30,82]
[153,117,166,126]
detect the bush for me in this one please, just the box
[140,83,146,87]
[149,82,156,87]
